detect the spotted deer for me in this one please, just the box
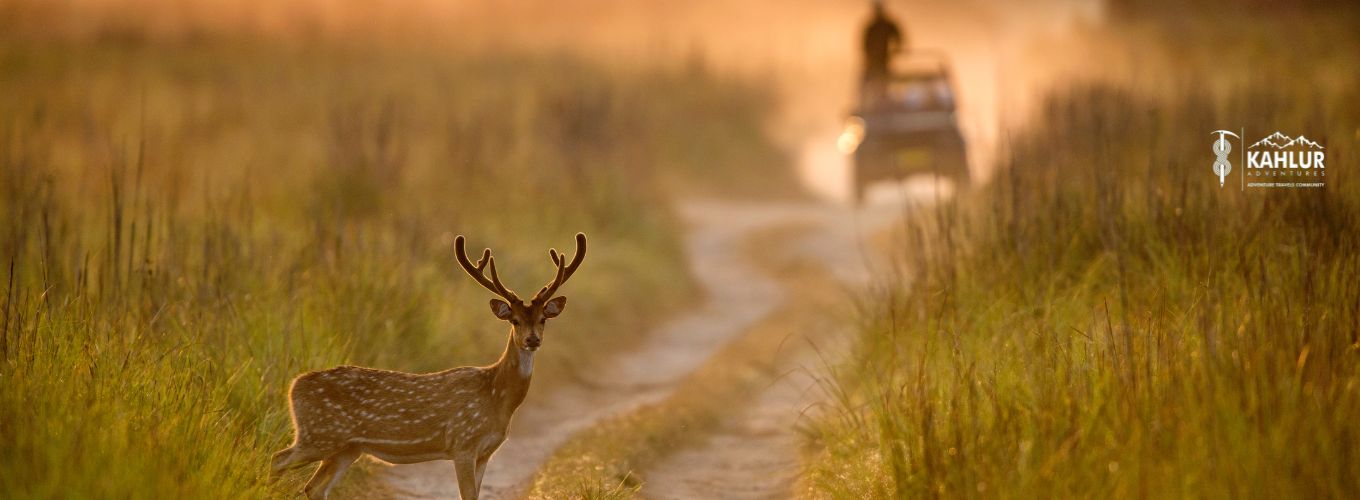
[270,233,587,499]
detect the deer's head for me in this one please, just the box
[454,233,586,352]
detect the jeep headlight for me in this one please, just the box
[837,116,866,154]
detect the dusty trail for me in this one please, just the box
[639,201,896,500]
[372,199,898,499]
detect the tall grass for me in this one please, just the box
[0,37,785,498]
[804,9,1360,499]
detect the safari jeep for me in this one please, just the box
[841,52,969,202]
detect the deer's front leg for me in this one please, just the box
[303,448,359,500]
[453,453,480,500]
[474,452,490,492]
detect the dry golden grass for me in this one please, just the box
[0,35,788,497]
[802,6,1360,498]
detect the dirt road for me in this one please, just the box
[637,200,900,499]
[369,198,902,499]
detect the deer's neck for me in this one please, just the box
[489,331,533,414]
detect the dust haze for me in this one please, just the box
[15,0,1104,197]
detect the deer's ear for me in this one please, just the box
[490,299,514,320]
[542,296,567,318]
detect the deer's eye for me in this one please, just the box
[510,319,520,326]
[540,318,547,324]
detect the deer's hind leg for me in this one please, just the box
[303,447,360,500]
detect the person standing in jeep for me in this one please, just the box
[862,1,905,87]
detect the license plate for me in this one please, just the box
[894,148,934,171]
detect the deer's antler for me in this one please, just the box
[454,235,522,303]
[533,233,587,303]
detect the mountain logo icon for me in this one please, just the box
[1249,131,1325,150]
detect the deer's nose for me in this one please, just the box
[525,336,541,348]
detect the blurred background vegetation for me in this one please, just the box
[0,16,793,497]
[803,2,1360,498]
